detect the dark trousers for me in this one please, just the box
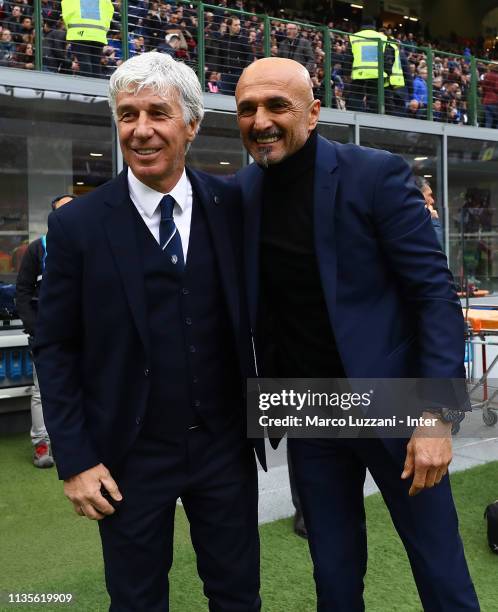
[348,80,380,113]
[484,104,498,129]
[99,422,261,612]
[287,445,301,513]
[287,437,479,612]
[70,40,103,78]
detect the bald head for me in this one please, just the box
[237,57,314,102]
[235,58,320,166]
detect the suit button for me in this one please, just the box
[182,288,189,295]
[185,317,192,325]
[189,345,196,353]
[136,416,142,425]
[144,368,150,376]
[194,400,201,407]
[193,376,199,384]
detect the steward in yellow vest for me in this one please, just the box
[349,28,388,82]
[62,0,114,45]
[388,40,405,88]
[62,0,114,77]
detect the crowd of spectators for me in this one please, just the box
[1,0,497,126]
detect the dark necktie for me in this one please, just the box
[159,195,184,270]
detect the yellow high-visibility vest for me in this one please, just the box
[349,29,388,82]
[62,0,114,45]
[389,42,405,88]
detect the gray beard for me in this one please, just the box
[258,146,273,168]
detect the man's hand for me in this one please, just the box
[401,412,452,496]
[63,463,122,520]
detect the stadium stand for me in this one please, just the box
[1,0,497,127]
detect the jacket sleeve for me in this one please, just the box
[33,212,100,480]
[15,241,40,337]
[372,152,465,381]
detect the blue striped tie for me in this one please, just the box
[159,195,184,270]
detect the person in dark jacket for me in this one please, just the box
[42,20,70,72]
[278,22,314,73]
[16,194,74,468]
[215,17,250,95]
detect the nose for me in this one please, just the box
[253,105,273,132]
[133,111,154,140]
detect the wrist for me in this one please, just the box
[423,408,465,426]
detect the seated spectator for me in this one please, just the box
[247,29,262,63]
[5,5,23,43]
[15,41,34,69]
[19,14,33,44]
[333,78,347,111]
[432,75,444,101]
[311,65,325,101]
[407,98,422,119]
[156,32,181,57]
[278,22,314,74]
[130,35,145,57]
[0,29,16,66]
[100,45,119,76]
[206,70,221,93]
[433,98,444,122]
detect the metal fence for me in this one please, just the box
[2,0,496,128]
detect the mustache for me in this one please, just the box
[249,130,283,142]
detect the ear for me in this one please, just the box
[186,119,199,142]
[308,98,321,132]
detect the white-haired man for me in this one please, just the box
[34,52,263,611]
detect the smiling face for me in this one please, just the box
[116,87,197,193]
[235,58,320,166]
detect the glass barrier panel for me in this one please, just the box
[187,111,244,174]
[0,86,113,282]
[448,136,498,293]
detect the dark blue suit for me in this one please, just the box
[239,136,479,611]
[34,168,263,611]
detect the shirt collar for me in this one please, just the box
[127,167,190,218]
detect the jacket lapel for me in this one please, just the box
[314,136,339,330]
[187,169,240,336]
[102,169,151,359]
[240,163,264,332]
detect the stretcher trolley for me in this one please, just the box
[463,305,498,428]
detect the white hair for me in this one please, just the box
[108,52,204,131]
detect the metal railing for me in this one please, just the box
[1,0,496,128]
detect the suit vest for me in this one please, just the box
[131,192,242,439]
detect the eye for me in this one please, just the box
[238,106,255,117]
[269,101,288,112]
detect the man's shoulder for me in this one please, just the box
[50,174,125,228]
[319,136,396,169]
[189,167,239,200]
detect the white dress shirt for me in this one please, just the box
[127,168,193,261]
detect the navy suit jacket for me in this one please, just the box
[238,136,466,448]
[34,167,263,480]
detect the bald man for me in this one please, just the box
[236,58,479,612]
